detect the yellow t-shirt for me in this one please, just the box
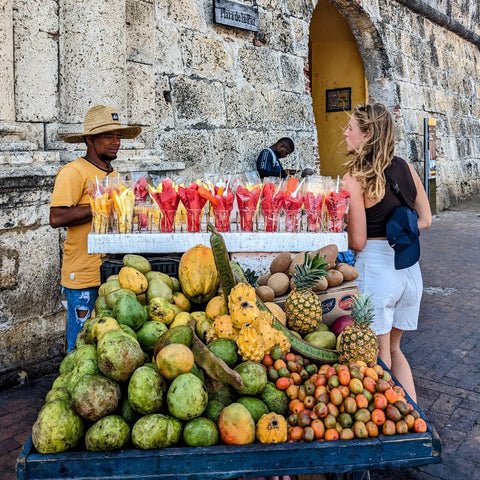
[50,157,117,289]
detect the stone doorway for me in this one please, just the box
[309,0,394,178]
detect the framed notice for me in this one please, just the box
[326,87,351,112]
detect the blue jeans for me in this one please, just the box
[63,287,98,352]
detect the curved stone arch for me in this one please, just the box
[308,0,398,107]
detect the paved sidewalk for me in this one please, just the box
[1,195,479,480]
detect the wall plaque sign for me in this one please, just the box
[326,87,351,112]
[214,0,259,32]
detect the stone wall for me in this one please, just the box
[0,0,479,386]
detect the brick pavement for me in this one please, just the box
[1,196,479,480]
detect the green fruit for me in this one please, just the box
[147,279,173,303]
[167,373,208,421]
[183,417,219,447]
[59,350,77,374]
[147,297,176,325]
[94,294,109,313]
[45,388,71,404]
[190,363,205,383]
[171,277,181,292]
[315,322,330,332]
[303,331,337,350]
[136,321,168,353]
[234,361,267,395]
[98,280,121,297]
[260,382,289,416]
[74,345,97,364]
[51,373,71,391]
[120,324,137,339]
[128,366,166,415]
[121,398,140,425]
[205,379,237,406]
[32,400,84,454]
[105,288,136,310]
[236,396,269,423]
[207,339,238,368]
[71,374,121,421]
[114,295,148,331]
[67,359,100,394]
[85,415,130,451]
[132,414,182,449]
[97,331,144,382]
[204,400,224,422]
[153,325,192,352]
[145,271,173,290]
[123,254,152,274]
[270,345,283,360]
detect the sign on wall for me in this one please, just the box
[214,0,259,32]
[325,87,351,112]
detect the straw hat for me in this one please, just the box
[63,105,142,143]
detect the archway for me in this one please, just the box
[309,0,367,178]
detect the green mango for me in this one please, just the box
[146,278,173,303]
[105,288,136,309]
[123,254,152,274]
[113,295,148,331]
[98,280,121,297]
[145,271,174,290]
[94,295,109,313]
[147,297,176,325]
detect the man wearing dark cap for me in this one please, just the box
[50,105,141,351]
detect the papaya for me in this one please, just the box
[118,267,148,295]
[123,254,152,274]
[179,245,219,304]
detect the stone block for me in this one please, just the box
[0,246,18,289]
[127,0,155,64]
[13,0,58,122]
[155,75,175,130]
[0,227,61,323]
[180,30,234,81]
[155,22,183,75]
[59,0,127,122]
[225,85,270,129]
[171,76,226,128]
[269,90,314,130]
[0,0,15,121]
[157,129,211,174]
[164,0,207,30]
[259,11,295,54]
[237,45,280,86]
[285,0,314,19]
[127,62,156,126]
[290,17,309,57]
[279,54,305,93]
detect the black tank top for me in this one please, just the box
[366,156,417,238]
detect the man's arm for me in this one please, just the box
[50,205,92,228]
[257,149,287,179]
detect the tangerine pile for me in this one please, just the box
[262,351,427,442]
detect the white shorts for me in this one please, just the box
[355,240,423,335]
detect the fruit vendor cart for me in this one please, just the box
[17,396,441,480]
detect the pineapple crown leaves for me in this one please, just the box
[351,294,375,326]
[243,268,259,287]
[291,252,329,290]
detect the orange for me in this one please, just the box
[414,418,428,433]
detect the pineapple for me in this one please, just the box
[285,253,328,336]
[338,294,379,365]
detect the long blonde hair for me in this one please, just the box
[343,103,395,200]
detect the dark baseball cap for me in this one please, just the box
[386,206,420,270]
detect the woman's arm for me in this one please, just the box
[342,173,367,252]
[408,164,432,230]
[50,205,92,228]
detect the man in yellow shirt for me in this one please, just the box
[50,105,141,351]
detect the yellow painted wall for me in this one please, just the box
[310,0,367,177]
